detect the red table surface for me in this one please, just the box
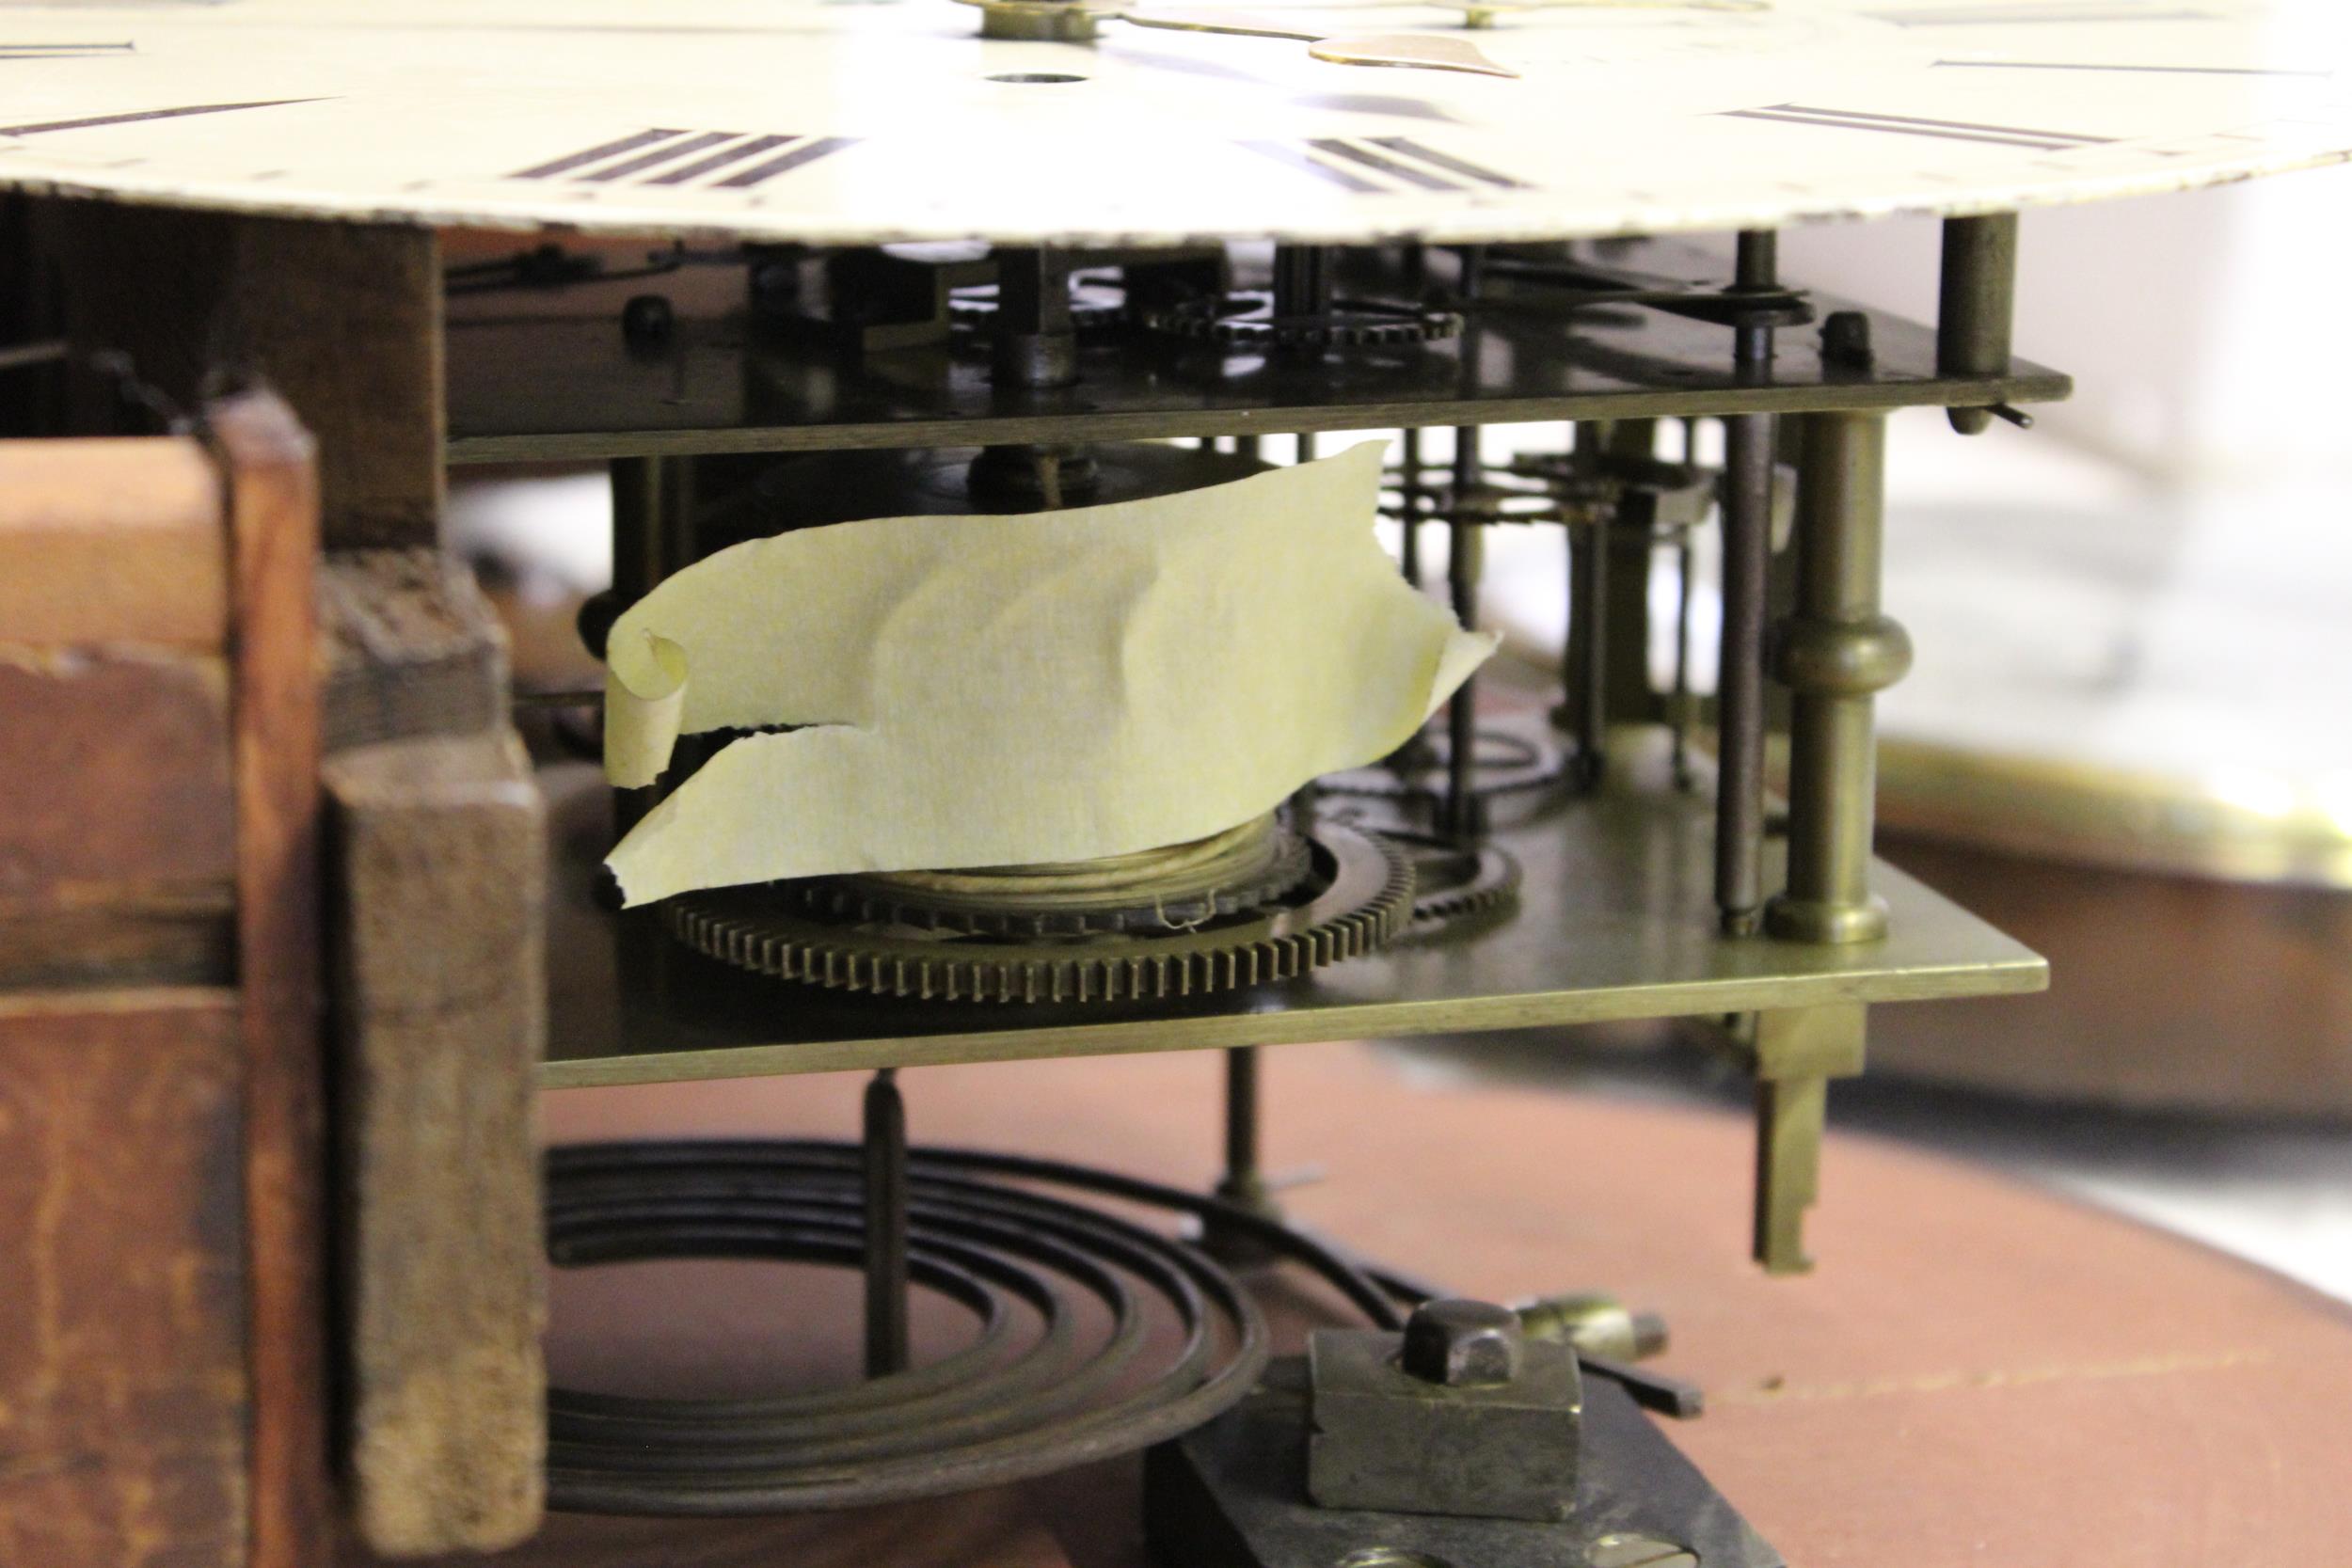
[356,1042,2352,1568]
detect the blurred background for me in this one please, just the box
[461,164,2352,1306]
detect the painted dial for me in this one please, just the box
[3,0,2348,245]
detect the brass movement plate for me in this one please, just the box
[540,733,2045,1089]
[444,245,2071,466]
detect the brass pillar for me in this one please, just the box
[1765,411,1911,944]
[1937,212,2019,436]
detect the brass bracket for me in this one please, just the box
[1737,1003,1867,1276]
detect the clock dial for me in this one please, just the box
[1,0,2345,244]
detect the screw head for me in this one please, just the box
[1820,309,1875,368]
[620,292,675,349]
[1400,1298,1523,1387]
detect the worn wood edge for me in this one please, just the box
[322,547,510,754]
[0,436,229,647]
[326,728,548,1557]
[209,387,333,1568]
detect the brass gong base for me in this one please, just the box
[1145,1361,1780,1568]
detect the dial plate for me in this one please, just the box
[3,0,2347,244]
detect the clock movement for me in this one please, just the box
[1,1,2348,1565]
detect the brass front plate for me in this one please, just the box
[541,732,2045,1088]
[444,239,2071,467]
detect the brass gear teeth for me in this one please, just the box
[666,825,1415,1005]
[1138,293,1463,349]
[1408,845,1522,927]
[1372,831,1522,930]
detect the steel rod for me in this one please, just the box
[1271,244,1333,321]
[608,454,668,606]
[1575,513,1609,787]
[1714,230,1780,934]
[1445,422,1484,844]
[1443,247,1488,843]
[1207,1043,1279,1263]
[1672,535,1695,789]
[1222,1046,1261,1192]
[1398,427,1423,585]
[991,247,1077,389]
[864,1069,912,1378]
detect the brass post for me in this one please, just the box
[1766,412,1912,944]
[1937,213,2019,436]
[1220,1046,1264,1208]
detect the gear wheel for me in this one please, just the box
[1382,832,1523,928]
[1138,292,1462,350]
[798,817,1312,938]
[667,824,1414,1005]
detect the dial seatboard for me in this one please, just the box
[3,0,2347,244]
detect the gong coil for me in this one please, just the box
[544,1141,1404,1515]
[1320,721,1569,805]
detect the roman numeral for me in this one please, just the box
[712,136,858,189]
[644,134,794,185]
[0,98,325,137]
[510,128,687,181]
[509,130,860,189]
[1245,137,1534,196]
[1723,103,2113,151]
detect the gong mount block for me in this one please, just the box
[1146,1358,1780,1568]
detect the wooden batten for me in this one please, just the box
[326,731,548,1555]
[9,201,548,1562]
[210,390,331,1568]
[0,391,328,1568]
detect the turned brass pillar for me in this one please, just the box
[1766,411,1911,944]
